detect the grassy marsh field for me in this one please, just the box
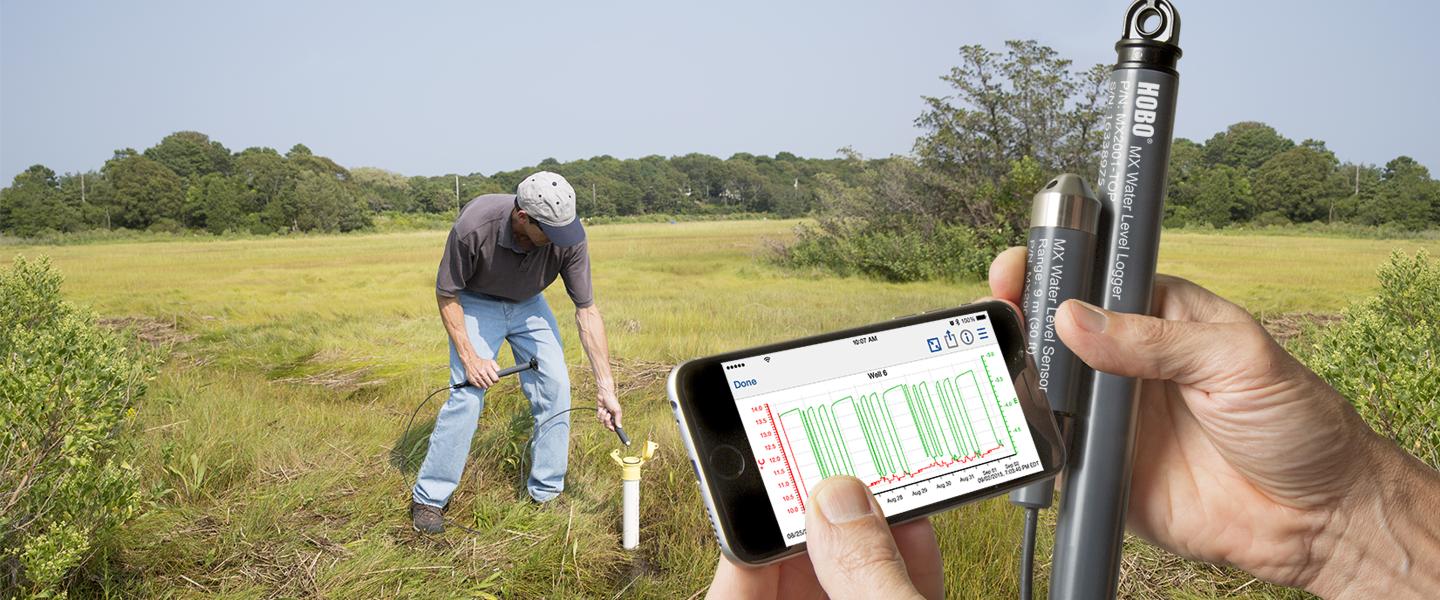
[6,221,1436,598]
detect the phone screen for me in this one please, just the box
[721,310,1045,546]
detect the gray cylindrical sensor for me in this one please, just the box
[1008,174,1099,510]
[1051,1,1183,597]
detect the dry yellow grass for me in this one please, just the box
[5,221,1431,598]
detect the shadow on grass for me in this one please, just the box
[389,418,435,475]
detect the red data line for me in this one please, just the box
[768,403,806,510]
[866,445,1006,487]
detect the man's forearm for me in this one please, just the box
[574,304,614,389]
[1309,433,1440,599]
[438,294,478,362]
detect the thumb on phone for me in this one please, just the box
[804,477,927,600]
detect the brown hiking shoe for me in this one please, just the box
[410,501,444,534]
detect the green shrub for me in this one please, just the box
[1,257,153,598]
[1296,251,1439,467]
[144,217,184,234]
[781,221,1009,282]
[1250,210,1292,227]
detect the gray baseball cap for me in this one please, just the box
[516,171,585,247]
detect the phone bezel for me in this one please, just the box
[668,300,1066,565]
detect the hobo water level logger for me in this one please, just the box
[1050,1,1183,598]
[1008,173,1099,512]
[1008,174,1101,600]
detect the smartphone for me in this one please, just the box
[667,300,1066,565]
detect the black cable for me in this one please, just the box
[517,405,595,492]
[399,359,539,463]
[399,387,591,467]
[400,382,605,500]
[399,385,455,461]
[401,355,632,535]
[1019,506,1039,600]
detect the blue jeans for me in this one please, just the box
[412,291,571,506]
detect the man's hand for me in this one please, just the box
[462,355,501,389]
[988,247,1440,598]
[595,381,623,431]
[707,477,942,600]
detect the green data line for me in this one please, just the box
[908,383,941,458]
[913,383,950,459]
[775,359,1014,481]
[933,381,960,456]
[938,377,972,457]
[816,404,847,475]
[814,405,848,476]
[947,380,975,457]
[840,397,884,475]
[808,407,833,476]
[858,393,895,474]
[950,373,985,457]
[791,409,828,477]
[876,387,911,473]
[814,408,837,476]
[927,382,950,457]
[967,370,1003,449]
[860,394,897,474]
[835,399,868,471]
[790,409,820,477]
[931,380,968,458]
[980,354,1016,450]
[901,385,932,457]
[823,404,854,474]
[788,404,857,478]
[805,408,829,477]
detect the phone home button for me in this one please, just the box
[710,444,746,480]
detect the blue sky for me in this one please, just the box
[2,0,1437,182]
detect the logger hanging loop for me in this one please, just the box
[1124,0,1180,44]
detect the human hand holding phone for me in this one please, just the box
[707,477,942,600]
[672,298,1065,566]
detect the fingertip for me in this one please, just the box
[809,476,874,523]
[988,246,1028,302]
[1055,300,1104,363]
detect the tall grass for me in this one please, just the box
[4,222,1434,598]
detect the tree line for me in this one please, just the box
[1167,123,1438,229]
[779,40,1440,282]
[0,132,865,238]
[3,41,1437,240]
